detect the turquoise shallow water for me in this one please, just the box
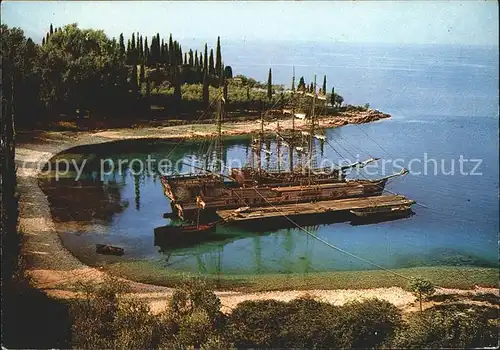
[41,42,498,275]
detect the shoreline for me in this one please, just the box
[15,112,498,312]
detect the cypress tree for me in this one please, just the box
[50,24,54,35]
[178,44,183,66]
[131,33,137,65]
[209,49,215,75]
[330,87,335,107]
[139,63,145,84]
[194,50,199,67]
[161,39,166,64]
[131,64,139,95]
[184,52,188,65]
[298,76,305,91]
[215,36,222,77]
[322,75,327,96]
[188,49,194,67]
[309,82,314,93]
[45,32,49,44]
[119,33,125,57]
[168,34,174,66]
[267,68,272,100]
[199,51,203,69]
[204,43,208,73]
[144,37,150,66]
[202,71,209,107]
[154,33,160,64]
[42,37,45,46]
[139,35,144,63]
[127,40,131,64]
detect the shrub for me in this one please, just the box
[227,299,289,348]
[391,304,499,348]
[155,278,227,348]
[337,298,403,349]
[280,296,342,348]
[71,275,155,349]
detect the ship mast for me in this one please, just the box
[289,68,295,172]
[308,75,317,185]
[215,89,224,174]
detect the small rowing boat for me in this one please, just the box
[95,244,124,256]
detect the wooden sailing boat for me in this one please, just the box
[161,74,408,221]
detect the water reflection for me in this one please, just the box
[38,132,498,275]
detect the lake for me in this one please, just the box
[41,42,499,276]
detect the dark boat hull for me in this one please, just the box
[153,223,217,248]
[95,244,124,256]
[176,179,388,221]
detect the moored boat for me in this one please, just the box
[153,222,218,247]
[95,244,124,256]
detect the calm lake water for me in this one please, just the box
[41,42,499,275]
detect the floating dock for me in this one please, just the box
[217,195,415,226]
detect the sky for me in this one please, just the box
[2,1,498,46]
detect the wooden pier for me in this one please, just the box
[217,195,415,225]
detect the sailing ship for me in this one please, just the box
[160,74,408,221]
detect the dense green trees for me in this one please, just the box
[4,22,349,127]
[2,23,240,125]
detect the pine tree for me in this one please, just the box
[119,33,125,57]
[322,75,327,96]
[215,36,222,77]
[224,66,233,79]
[50,24,54,35]
[209,49,215,75]
[204,43,208,73]
[194,50,199,67]
[267,68,273,100]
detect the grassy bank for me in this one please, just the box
[106,261,498,292]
